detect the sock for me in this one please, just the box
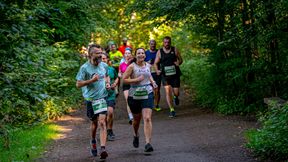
[128,113,133,120]
[156,105,159,108]
[91,139,96,143]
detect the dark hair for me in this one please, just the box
[88,44,101,55]
[163,36,171,42]
[134,48,145,55]
[101,52,109,59]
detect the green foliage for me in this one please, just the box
[181,55,216,106]
[0,0,95,145]
[246,104,288,160]
[130,0,288,117]
[0,123,59,161]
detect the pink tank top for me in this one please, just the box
[119,62,129,73]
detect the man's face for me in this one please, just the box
[163,38,171,49]
[123,38,128,45]
[149,41,156,51]
[90,48,102,65]
[110,44,116,52]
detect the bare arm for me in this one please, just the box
[175,47,183,66]
[154,50,161,75]
[105,75,111,89]
[123,64,144,84]
[76,74,99,88]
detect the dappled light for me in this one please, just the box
[1,0,288,161]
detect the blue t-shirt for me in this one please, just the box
[145,49,159,73]
[76,61,108,100]
[145,49,158,64]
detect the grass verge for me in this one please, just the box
[0,123,59,162]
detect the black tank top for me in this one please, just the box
[160,47,177,67]
[159,47,180,77]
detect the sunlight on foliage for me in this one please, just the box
[0,124,60,161]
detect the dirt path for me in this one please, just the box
[37,87,257,162]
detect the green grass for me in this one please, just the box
[0,123,59,162]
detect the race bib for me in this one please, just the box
[92,98,107,114]
[164,65,176,76]
[133,87,148,100]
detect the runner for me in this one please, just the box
[145,39,162,112]
[118,37,132,55]
[76,44,109,159]
[154,36,183,118]
[109,44,123,96]
[109,44,123,70]
[101,53,119,141]
[119,47,134,124]
[123,48,158,154]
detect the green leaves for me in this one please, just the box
[246,104,288,160]
[0,0,91,128]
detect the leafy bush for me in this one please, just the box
[246,103,288,161]
[181,55,217,107]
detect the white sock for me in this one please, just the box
[128,113,134,120]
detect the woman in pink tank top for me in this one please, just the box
[119,48,134,124]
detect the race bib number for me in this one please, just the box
[133,87,148,100]
[164,65,176,76]
[92,98,107,114]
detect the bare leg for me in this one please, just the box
[154,87,161,107]
[107,106,114,130]
[173,87,179,97]
[98,114,107,147]
[142,108,152,144]
[164,85,173,109]
[132,113,142,136]
[124,90,133,121]
[91,119,98,140]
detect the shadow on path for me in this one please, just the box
[37,86,257,162]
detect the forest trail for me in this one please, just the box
[37,86,258,162]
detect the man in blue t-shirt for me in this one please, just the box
[76,44,109,159]
[145,39,162,111]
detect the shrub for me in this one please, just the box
[246,103,288,161]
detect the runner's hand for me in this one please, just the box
[156,70,161,76]
[136,75,144,83]
[174,60,180,66]
[91,74,99,82]
[152,81,158,89]
[106,82,111,90]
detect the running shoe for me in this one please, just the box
[133,136,139,148]
[174,96,180,105]
[100,147,108,159]
[128,115,134,125]
[144,143,154,152]
[153,106,162,112]
[169,111,176,118]
[90,139,97,157]
[128,119,133,125]
[107,130,115,141]
[110,130,115,138]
